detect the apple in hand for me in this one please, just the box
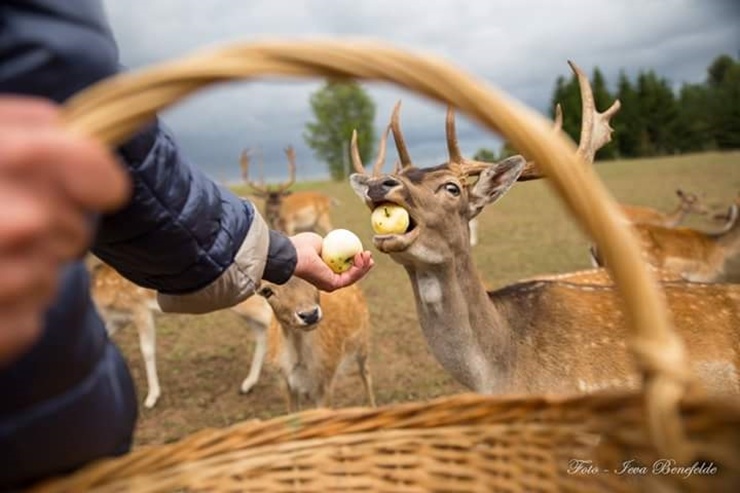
[321,229,364,274]
[371,203,410,235]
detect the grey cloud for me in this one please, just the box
[101,0,740,182]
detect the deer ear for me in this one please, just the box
[468,155,526,219]
[349,173,371,202]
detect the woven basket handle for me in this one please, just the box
[60,40,693,458]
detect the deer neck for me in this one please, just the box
[278,324,317,368]
[716,210,740,255]
[402,252,512,393]
[663,203,688,227]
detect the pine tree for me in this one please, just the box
[613,71,644,158]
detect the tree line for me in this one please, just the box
[477,53,740,162]
[303,54,739,180]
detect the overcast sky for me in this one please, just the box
[101,0,739,184]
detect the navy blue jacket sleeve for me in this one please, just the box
[0,0,297,301]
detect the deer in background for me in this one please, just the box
[88,258,274,407]
[258,277,376,412]
[348,62,739,396]
[87,257,162,408]
[619,189,708,227]
[241,146,336,235]
[592,194,740,282]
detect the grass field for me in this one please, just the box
[112,150,740,446]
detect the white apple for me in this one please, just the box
[321,229,364,274]
[371,203,410,235]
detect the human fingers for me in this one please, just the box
[0,182,59,302]
[0,128,130,212]
[0,247,58,306]
[0,166,91,261]
[0,96,59,128]
[329,251,374,290]
[308,250,374,292]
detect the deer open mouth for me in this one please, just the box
[370,200,420,253]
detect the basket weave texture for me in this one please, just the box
[29,40,740,492]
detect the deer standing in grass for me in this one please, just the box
[593,195,740,282]
[241,146,336,235]
[348,63,739,396]
[257,277,375,412]
[89,258,274,407]
[87,257,162,408]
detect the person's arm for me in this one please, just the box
[0,1,372,314]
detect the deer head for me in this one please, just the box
[240,146,297,230]
[258,277,322,332]
[675,189,708,216]
[350,101,527,264]
[350,61,619,267]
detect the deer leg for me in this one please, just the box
[357,352,376,407]
[589,244,603,268]
[317,213,334,236]
[240,323,267,394]
[135,309,161,409]
[283,378,300,414]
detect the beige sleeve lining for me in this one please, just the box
[156,210,270,314]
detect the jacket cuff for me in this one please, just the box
[262,230,298,284]
[156,207,271,314]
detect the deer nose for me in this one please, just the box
[297,306,321,325]
[368,177,401,201]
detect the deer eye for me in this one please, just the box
[258,286,274,299]
[443,183,461,196]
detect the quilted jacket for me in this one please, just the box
[0,0,296,488]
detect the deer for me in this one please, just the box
[240,146,336,235]
[87,256,162,408]
[591,194,740,282]
[257,277,376,412]
[87,257,274,407]
[618,189,708,228]
[347,63,739,397]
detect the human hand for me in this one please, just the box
[0,97,130,365]
[290,232,374,292]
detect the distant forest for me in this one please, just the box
[478,53,740,161]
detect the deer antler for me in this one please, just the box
[276,146,297,193]
[518,61,621,181]
[351,124,391,176]
[569,60,621,164]
[553,103,563,134]
[240,148,270,194]
[445,106,494,179]
[390,100,413,168]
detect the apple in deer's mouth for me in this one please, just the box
[321,229,364,274]
[371,203,410,235]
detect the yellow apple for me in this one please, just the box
[371,203,410,235]
[321,229,364,274]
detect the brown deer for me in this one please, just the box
[87,257,162,408]
[88,257,274,407]
[619,189,708,227]
[592,195,740,282]
[241,146,336,235]
[348,65,739,396]
[258,278,375,412]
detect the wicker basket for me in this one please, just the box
[31,41,740,492]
